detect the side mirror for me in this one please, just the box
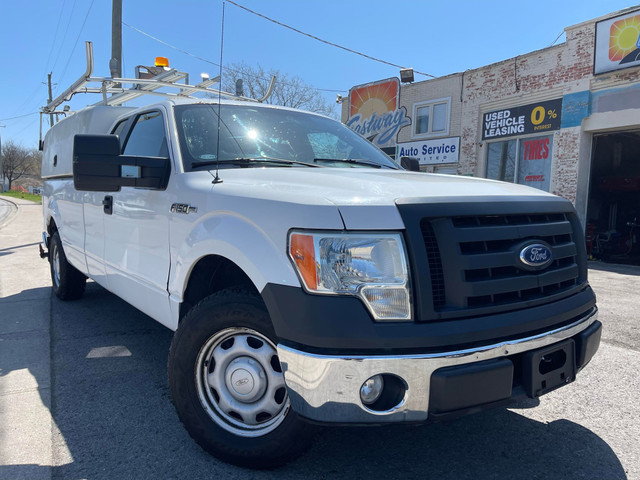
[400,156,420,172]
[73,134,170,191]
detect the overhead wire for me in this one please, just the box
[50,0,78,73]
[44,0,68,71]
[226,0,436,79]
[122,21,347,93]
[0,112,39,122]
[55,0,96,94]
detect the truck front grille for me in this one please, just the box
[417,211,583,318]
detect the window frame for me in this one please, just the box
[411,97,451,139]
[485,133,554,191]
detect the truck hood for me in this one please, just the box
[212,168,553,203]
[193,168,558,229]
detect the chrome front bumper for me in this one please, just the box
[277,307,598,424]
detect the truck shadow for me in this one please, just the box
[2,283,625,479]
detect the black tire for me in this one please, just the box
[168,288,318,469]
[49,231,86,300]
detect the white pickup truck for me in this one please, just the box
[41,97,601,468]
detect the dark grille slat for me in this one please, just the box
[455,221,573,243]
[459,243,576,270]
[551,243,578,259]
[462,265,579,297]
[459,251,517,269]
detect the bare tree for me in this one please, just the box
[1,141,40,190]
[220,63,337,118]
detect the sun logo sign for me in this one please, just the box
[596,10,640,74]
[609,14,640,62]
[346,78,410,151]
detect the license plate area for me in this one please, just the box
[523,339,576,397]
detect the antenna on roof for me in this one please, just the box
[212,2,226,185]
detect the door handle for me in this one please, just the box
[102,195,113,215]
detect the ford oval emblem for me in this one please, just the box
[519,243,553,269]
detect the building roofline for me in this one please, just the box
[565,4,640,30]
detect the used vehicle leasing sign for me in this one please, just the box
[482,99,562,140]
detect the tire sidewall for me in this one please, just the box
[168,290,314,468]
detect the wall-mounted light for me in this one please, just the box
[336,94,344,104]
[400,68,414,83]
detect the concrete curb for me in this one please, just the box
[0,196,20,229]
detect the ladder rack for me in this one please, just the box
[42,41,276,114]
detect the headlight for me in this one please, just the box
[288,231,411,321]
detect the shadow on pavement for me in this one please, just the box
[10,282,625,480]
[589,260,640,276]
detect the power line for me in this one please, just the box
[123,21,221,68]
[44,0,68,71]
[51,0,77,73]
[55,0,96,94]
[0,112,39,122]
[549,31,565,47]
[226,0,435,79]
[122,22,347,94]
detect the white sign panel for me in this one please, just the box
[595,10,640,74]
[396,137,459,165]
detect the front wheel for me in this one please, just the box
[168,289,318,468]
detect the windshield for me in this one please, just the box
[174,104,399,171]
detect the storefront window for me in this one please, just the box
[486,135,553,191]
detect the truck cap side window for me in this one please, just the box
[123,111,169,158]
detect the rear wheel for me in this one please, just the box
[168,288,318,468]
[49,231,86,300]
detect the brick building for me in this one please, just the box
[343,7,640,263]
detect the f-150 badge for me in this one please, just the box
[170,203,198,214]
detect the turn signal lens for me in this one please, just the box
[289,233,317,290]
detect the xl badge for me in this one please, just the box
[519,243,553,270]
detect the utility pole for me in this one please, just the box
[0,125,5,192]
[109,0,122,87]
[47,73,54,127]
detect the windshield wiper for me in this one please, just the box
[192,156,320,169]
[313,158,396,169]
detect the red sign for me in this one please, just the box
[523,138,550,160]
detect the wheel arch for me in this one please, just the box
[179,254,261,321]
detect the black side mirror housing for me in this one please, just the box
[73,134,170,191]
[400,156,420,172]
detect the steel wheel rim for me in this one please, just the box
[52,242,61,287]
[195,327,290,437]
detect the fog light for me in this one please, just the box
[360,375,384,405]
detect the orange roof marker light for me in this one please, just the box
[155,56,169,68]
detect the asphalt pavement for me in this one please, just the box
[1,196,639,479]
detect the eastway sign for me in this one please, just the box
[482,99,562,140]
[347,78,410,151]
[396,137,459,165]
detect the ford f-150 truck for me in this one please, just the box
[41,90,601,468]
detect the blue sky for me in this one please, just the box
[0,0,636,148]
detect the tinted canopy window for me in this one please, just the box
[175,104,398,170]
